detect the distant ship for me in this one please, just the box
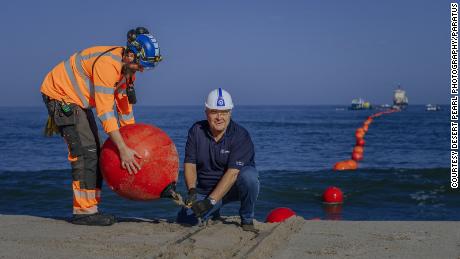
[393,85,408,110]
[426,104,441,111]
[349,98,372,110]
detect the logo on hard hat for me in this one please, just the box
[217,97,225,106]
[217,88,225,106]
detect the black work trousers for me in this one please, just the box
[43,95,102,214]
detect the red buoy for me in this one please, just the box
[100,124,179,201]
[346,159,358,169]
[356,138,365,147]
[355,131,365,139]
[372,112,384,117]
[322,186,344,204]
[333,161,348,171]
[353,146,364,154]
[266,207,296,223]
[333,160,357,171]
[352,151,363,161]
[362,124,369,132]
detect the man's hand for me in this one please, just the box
[185,188,197,207]
[108,130,142,175]
[119,147,142,174]
[191,199,213,218]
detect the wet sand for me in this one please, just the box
[0,215,459,258]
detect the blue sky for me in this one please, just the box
[0,0,452,106]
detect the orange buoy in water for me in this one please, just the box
[346,159,358,169]
[100,123,179,201]
[384,109,397,114]
[352,151,363,161]
[333,161,348,171]
[373,112,384,117]
[356,138,365,146]
[355,131,365,139]
[353,146,364,154]
[334,110,399,171]
[322,186,344,204]
[356,128,365,134]
[362,124,369,132]
[333,159,357,171]
[355,128,365,139]
[266,207,296,223]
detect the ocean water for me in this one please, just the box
[0,105,456,221]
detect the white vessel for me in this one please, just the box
[349,98,372,110]
[393,85,408,109]
[426,104,441,111]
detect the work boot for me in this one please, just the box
[241,222,259,233]
[71,212,116,226]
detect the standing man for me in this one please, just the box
[177,88,260,232]
[41,27,162,226]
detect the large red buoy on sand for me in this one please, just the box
[266,207,296,223]
[100,124,179,201]
[322,186,344,204]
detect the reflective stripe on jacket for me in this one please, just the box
[40,46,135,133]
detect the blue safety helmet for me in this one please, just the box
[127,30,162,70]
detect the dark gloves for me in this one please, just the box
[186,188,215,218]
[191,199,213,218]
[185,188,197,207]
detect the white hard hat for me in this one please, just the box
[205,88,234,110]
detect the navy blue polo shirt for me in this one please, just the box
[184,120,255,193]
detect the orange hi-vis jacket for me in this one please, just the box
[41,46,135,133]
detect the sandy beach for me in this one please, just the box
[0,215,458,258]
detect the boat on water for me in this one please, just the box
[393,85,408,110]
[349,98,372,110]
[426,104,441,111]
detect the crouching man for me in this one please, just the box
[176,88,259,232]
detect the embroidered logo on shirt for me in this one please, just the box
[220,149,230,154]
[236,161,244,166]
